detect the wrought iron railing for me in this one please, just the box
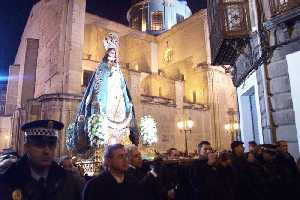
[270,0,300,17]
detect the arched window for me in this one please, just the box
[151,11,163,31]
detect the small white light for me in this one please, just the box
[135,64,139,71]
[225,124,231,131]
[233,123,239,130]
[187,120,194,129]
[177,121,184,130]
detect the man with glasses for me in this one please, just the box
[83,144,140,200]
[0,120,83,200]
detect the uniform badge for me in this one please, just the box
[12,189,22,200]
[47,121,54,129]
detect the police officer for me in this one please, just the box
[0,120,83,200]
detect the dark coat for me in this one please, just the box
[127,166,166,200]
[190,159,220,200]
[82,171,140,200]
[0,155,83,200]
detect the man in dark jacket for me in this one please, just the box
[82,144,140,200]
[0,120,83,200]
[191,141,218,200]
[126,145,172,200]
[275,140,300,199]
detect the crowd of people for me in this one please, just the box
[0,119,300,200]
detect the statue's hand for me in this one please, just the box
[128,102,133,109]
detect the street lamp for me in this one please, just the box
[225,122,240,141]
[177,118,194,156]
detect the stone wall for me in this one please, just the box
[157,11,209,105]
[21,39,39,106]
[157,11,208,69]
[61,0,86,95]
[7,0,86,105]
[12,0,65,101]
[257,16,300,157]
[5,65,20,115]
[207,68,238,149]
[6,0,87,155]
[139,103,211,153]
[0,84,6,115]
[140,74,176,99]
[83,24,107,62]
[12,94,82,156]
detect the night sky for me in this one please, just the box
[0,0,206,83]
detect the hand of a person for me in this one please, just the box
[207,152,217,166]
[167,189,176,200]
[148,169,158,178]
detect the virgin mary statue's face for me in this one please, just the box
[108,49,116,62]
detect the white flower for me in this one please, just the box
[140,115,158,146]
[88,114,106,146]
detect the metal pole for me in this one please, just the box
[184,130,188,156]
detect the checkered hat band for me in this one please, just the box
[25,129,58,137]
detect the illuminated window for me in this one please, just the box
[142,5,149,31]
[159,87,162,97]
[131,16,140,30]
[193,91,197,103]
[151,11,163,31]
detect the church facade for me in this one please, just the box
[3,0,237,155]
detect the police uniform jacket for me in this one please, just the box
[0,155,83,200]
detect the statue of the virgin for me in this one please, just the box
[71,33,139,153]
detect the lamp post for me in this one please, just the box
[225,122,240,141]
[177,118,194,156]
[225,108,240,141]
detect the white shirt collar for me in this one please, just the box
[30,167,49,181]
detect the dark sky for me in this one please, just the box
[0,0,206,83]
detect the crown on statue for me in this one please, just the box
[103,32,120,51]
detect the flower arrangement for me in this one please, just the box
[65,123,75,151]
[140,115,158,146]
[88,114,106,147]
